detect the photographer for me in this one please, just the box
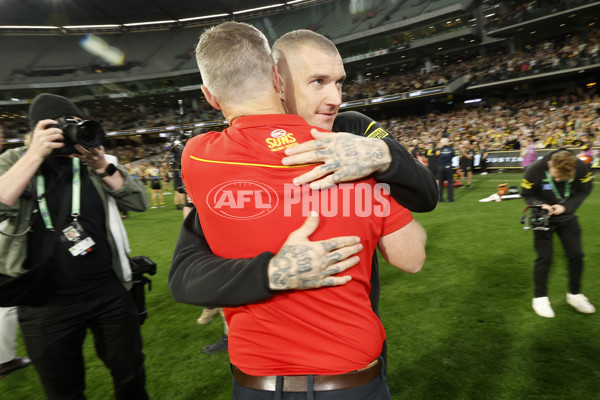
[521,149,595,318]
[165,131,192,211]
[0,94,149,399]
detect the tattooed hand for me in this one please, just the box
[281,129,392,190]
[268,212,362,290]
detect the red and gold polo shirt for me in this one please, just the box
[182,114,412,375]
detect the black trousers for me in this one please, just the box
[437,166,454,202]
[18,278,148,400]
[479,158,487,173]
[533,216,584,298]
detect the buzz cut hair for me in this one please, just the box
[195,22,274,104]
[272,29,339,65]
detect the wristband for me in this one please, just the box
[98,163,117,178]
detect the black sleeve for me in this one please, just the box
[333,111,438,212]
[563,161,594,214]
[168,208,276,307]
[520,162,543,206]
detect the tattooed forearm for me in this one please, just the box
[334,137,391,182]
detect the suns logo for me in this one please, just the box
[266,132,296,149]
[270,129,287,138]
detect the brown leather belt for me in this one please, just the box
[232,360,381,392]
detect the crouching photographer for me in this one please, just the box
[0,93,149,399]
[521,149,595,318]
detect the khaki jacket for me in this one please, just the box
[0,147,148,288]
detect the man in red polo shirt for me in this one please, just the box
[180,22,425,399]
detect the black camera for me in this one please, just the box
[521,205,550,231]
[52,117,105,155]
[165,137,187,194]
[165,130,197,194]
[128,255,157,325]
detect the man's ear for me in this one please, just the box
[272,65,286,102]
[272,65,281,93]
[201,85,221,110]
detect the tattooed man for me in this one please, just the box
[170,23,426,399]
[170,30,434,309]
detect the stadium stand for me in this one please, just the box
[0,0,598,168]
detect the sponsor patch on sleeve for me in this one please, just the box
[580,172,594,183]
[366,128,389,139]
[520,178,533,190]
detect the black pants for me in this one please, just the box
[437,166,454,202]
[231,358,391,400]
[479,158,487,173]
[18,278,148,400]
[533,216,584,298]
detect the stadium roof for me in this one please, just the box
[0,0,321,28]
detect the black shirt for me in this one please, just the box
[438,145,455,168]
[25,156,114,294]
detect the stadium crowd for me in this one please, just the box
[1,27,598,142]
[344,27,600,100]
[1,28,598,171]
[384,93,600,154]
[107,91,600,180]
[2,92,598,171]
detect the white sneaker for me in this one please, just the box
[566,293,596,314]
[481,172,488,175]
[196,308,219,325]
[532,297,555,318]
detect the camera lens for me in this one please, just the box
[76,120,104,148]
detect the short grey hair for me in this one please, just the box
[195,22,274,104]
[272,29,339,65]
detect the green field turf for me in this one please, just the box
[2,171,599,399]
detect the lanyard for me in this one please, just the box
[545,171,570,201]
[36,157,81,230]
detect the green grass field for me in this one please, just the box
[2,171,599,399]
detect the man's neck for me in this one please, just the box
[222,92,286,124]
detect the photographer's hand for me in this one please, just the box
[27,119,65,161]
[549,204,566,216]
[76,145,125,190]
[75,145,108,170]
[0,120,64,206]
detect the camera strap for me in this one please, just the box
[545,171,571,202]
[36,157,81,230]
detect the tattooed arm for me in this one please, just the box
[169,209,362,307]
[282,129,391,190]
[282,111,438,212]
